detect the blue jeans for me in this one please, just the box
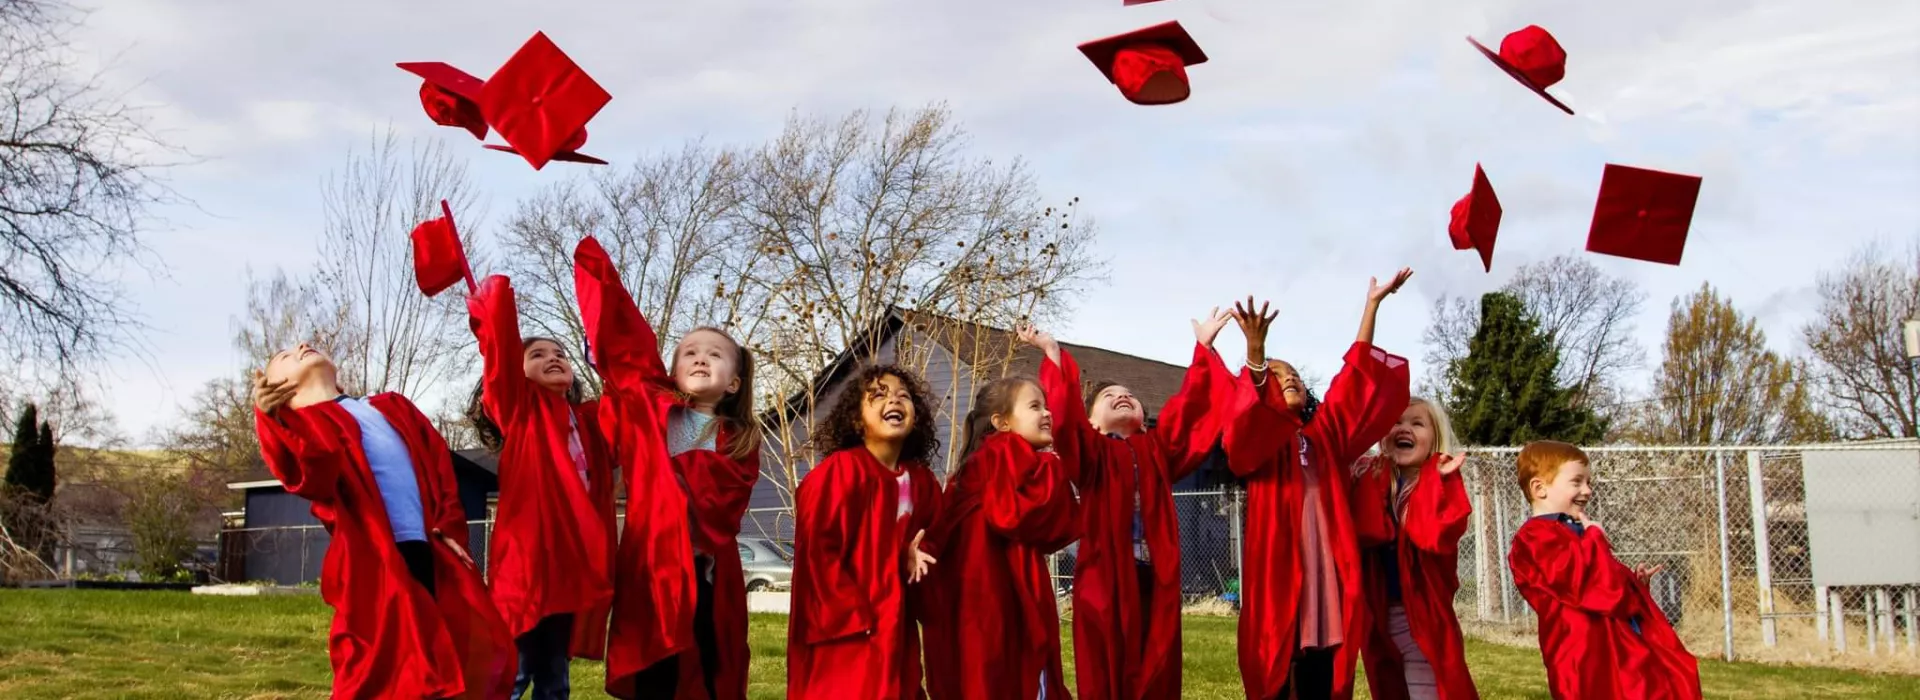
[511,614,574,700]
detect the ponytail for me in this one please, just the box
[951,377,1040,480]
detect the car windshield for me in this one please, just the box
[767,540,794,562]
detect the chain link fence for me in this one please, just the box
[214,441,1919,672]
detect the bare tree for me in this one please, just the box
[1628,283,1831,444]
[314,128,484,398]
[1,0,178,367]
[496,140,750,395]
[1801,239,1920,439]
[1423,255,1646,421]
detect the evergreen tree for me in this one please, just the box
[31,421,56,501]
[1447,292,1607,446]
[4,403,41,500]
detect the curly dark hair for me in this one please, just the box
[810,364,941,466]
[465,336,586,453]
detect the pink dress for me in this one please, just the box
[1295,440,1345,649]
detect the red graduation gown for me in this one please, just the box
[573,239,760,700]
[787,447,944,700]
[1508,518,1702,700]
[922,432,1080,700]
[254,393,515,700]
[468,275,617,650]
[1038,344,1232,700]
[1221,342,1409,700]
[1350,456,1478,700]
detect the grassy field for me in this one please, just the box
[0,590,1914,699]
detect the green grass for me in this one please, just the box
[0,590,1914,699]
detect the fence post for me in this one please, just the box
[1905,588,1916,656]
[1230,488,1243,585]
[1877,588,1895,650]
[1867,594,1879,655]
[1715,451,1735,661]
[1471,460,1493,622]
[1833,589,1849,653]
[1492,489,1512,623]
[1817,586,1830,642]
[1745,450,1776,647]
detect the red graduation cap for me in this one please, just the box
[1448,164,1503,272]
[1467,25,1574,115]
[483,126,608,165]
[1078,21,1210,106]
[478,32,612,170]
[410,200,475,296]
[1584,164,1702,266]
[397,62,489,140]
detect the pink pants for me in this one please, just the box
[1388,604,1438,700]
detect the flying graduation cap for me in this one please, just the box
[478,32,612,170]
[410,199,475,297]
[1448,164,1502,272]
[1078,21,1210,106]
[1467,25,1575,115]
[1585,164,1702,266]
[397,62,490,140]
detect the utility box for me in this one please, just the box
[1802,447,1920,587]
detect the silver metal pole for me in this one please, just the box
[1877,588,1896,650]
[1832,589,1848,653]
[1745,450,1777,647]
[1905,588,1917,656]
[1715,452,1735,661]
[1494,491,1513,623]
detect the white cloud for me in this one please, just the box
[40,0,1920,442]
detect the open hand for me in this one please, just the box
[906,529,937,584]
[1437,451,1467,476]
[1192,307,1231,347]
[1016,325,1061,364]
[1231,296,1278,364]
[434,528,477,571]
[252,370,297,416]
[1367,267,1414,304]
[1632,563,1665,583]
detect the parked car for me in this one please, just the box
[739,537,792,591]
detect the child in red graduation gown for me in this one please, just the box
[571,237,762,700]
[465,275,618,700]
[1220,268,1415,700]
[1025,315,1236,700]
[252,342,514,700]
[1349,398,1477,700]
[1507,441,1702,700]
[922,376,1080,700]
[787,364,945,700]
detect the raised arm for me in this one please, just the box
[1219,298,1294,478]
[982,436,1080,552]
[1314,342,1413,471]
[1026,327,1102,489]
[1402,453,1472,555]
[1156,308,1237,482]
[573,236,672,400]
[1356,267,1412,345]
[253,406,344,503]
[1508,520,1642,617]
[794,455,876,645]
[468,274,530,425]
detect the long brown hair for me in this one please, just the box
[465,336,585,453]
[953,377,1040,479]
[671,326,762,462]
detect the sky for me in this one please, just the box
[51,0,1920,445]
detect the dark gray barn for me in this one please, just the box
[221,449,499,585]
[745,307,1240,595]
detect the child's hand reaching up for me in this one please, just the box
[1192,307,1230,348]
[1017,325,1062,366]
[906,529,937,584]
[1437,452,1467,476]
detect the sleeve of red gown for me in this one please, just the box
[795,454,876,644]
[254,407,344,503]
[1402,466,1471,556]
[1039,350,1098,489]
[1509,521,1642,617]
[468,274,531,426]
[1154,343,1236,483]
[1348,461,1396,549]
[1313,342,1412,472]
[572,237,673,399]
[1219,368,1301,479]
[983,438,1080,553]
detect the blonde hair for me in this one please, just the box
[1516,440,1590,500]
[1408,397,1457,457]
[1356,396,1459,478]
